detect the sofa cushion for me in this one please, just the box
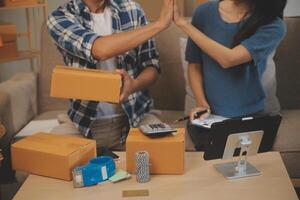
[280,152,300,178]
[274,109,300,152]
[275,17,300,110]
[0,73,37,135]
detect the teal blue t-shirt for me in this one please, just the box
[185,1,286,118]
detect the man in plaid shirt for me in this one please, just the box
[47,0,174,148]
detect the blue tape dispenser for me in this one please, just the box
[72,156,116,188]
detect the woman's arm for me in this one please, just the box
[188,63,209,108]
[188,63,211,120]
[173,1,252,69]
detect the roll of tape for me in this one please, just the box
[135,151,150,183]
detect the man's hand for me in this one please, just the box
[173,0,187,27]
[117,67,158,103]
[156,0,174,30]
[117,70,138,102]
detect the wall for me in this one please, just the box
[285,0,300,17]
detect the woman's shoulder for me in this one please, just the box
[259,17,287,38]
[193,1,218,16]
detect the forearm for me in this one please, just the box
[132,67,159,92]
[178,21,251,68]
[188,63,210,108]
[92,22,164,61]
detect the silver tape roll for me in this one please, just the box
[135,151,150,183]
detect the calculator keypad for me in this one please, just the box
[139,123,176,137]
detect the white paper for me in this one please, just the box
[101,166,108,180]
[16,119,60,138]
[75,174,83,184]
[192,114,229,129]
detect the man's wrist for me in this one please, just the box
[130,79,140,94]
[153,20,166,32]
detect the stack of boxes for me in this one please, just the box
[0,23,18,60]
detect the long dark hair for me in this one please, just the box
[224,0,287,46]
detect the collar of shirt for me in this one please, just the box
[72,0,121,32]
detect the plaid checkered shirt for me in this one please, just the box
[47,0,160,138]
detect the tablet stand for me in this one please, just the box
[214,132,263,179]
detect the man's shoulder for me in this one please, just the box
[112,0,142,12]
[50,0,78,17]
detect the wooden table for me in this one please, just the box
[13,152,298,200]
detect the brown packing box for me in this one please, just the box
[0,42,18,60]
[0,23,17,43]
[51,66,122,103]
[4,0,39,7]
[126,128,185,175]
[11,133,97,181]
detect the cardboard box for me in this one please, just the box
[51,66,122,103]
[126,128,185,175]
[11,133,97,181]
[4,0,39,7]
[0,42,18,59]
[0,23,17,43]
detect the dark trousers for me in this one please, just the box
[187,121,212,152]
[0,133,16,184]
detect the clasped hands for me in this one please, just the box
[156,0,187,30]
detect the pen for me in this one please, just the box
[174,110,209,123]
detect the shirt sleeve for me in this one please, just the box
[47,7,99,64]
[136,5,160,73]
[241,18,287,66]
[185,7,203,64]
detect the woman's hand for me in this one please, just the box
[156,0,174,30]
[117,69,138,102]
[190,106,211,121]
[173,0,187,27]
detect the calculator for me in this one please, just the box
[139,123,177,138]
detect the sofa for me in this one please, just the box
[0,18,299,181]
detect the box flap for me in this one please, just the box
[127,128,185,142]
[55,65,121,77]
[12,133,94,156]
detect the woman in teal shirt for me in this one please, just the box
[173,0,287,151]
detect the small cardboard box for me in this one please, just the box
[0,23,17,43]
[4,0,39,7]
[51,66,122,103]
[126,128,185,175]
[11,133,97,181]
[0,42,18,59]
